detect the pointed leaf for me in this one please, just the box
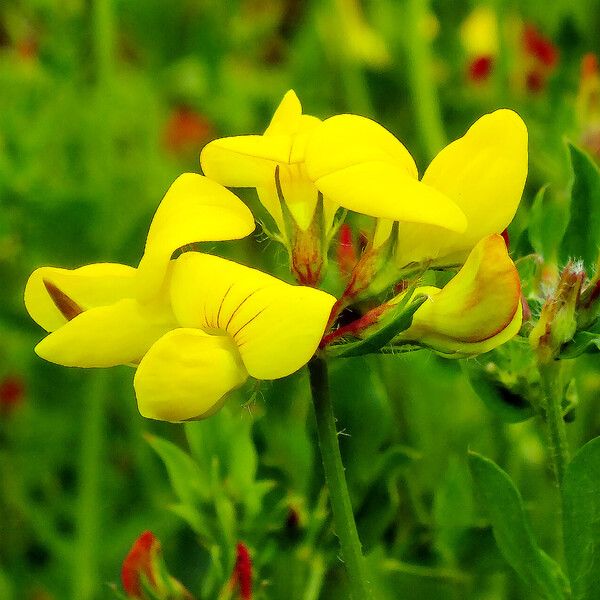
[468,451,569,600]
[563,435,600,600]
[145,434,209,504]
[560,144,600,270]
[559,330,600,359]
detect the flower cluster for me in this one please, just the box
[25,90,528,420]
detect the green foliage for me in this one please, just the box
[560,144,600,271]
[563,436,600,600]
[468,452,569,600]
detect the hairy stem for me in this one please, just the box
[308,357,374,600]
[539,361,570,487]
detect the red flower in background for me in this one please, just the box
[523,25,558,69]
[522,24,559,93]
[469,55,494,83]
[163,106,213,155]
[0,375,25,415]
[229,542,252,600]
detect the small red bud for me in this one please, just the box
[337,224,358,278]
[525,69,545,93]
[0,376,25,415]
[523,25,558,68]
[121,531,159,598]
[232,542,252,600]
[468,55,494,82]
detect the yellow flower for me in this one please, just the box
[25,174,335,421]
[304,109,528,268]
[200,90,468,237]
[393,235,522,356]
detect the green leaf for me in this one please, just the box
[145,434,208,505]
[563,435,600,600]
[529,185,567,262]
[468,451,569,599]
[559,330,600,358]
[328,295,427,358]
[466,368,535,423]
[560,143,600,271]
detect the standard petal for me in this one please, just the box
[170,253,336,379]
[396,109,528,267]
[24,263,137,332]
[137,173,255,300]
[200,134,293,186]
[264,90,303,136]
[398,234,522,354]
[311,161,467,229]
[34,298,176,367]
[304,114,418,181]
[134,329,248,422]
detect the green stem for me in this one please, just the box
[308,357,374,600]
[539,361,570,487]
[404,0,446,160]
[73,371,108,600]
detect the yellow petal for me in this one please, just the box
[257,183,285,234]
[278,162,320,231]
[398,234,521,355]
[304,114,418,180]
[137,174,255,300]
[35,298,176,367]
[25,263,137,332]
[311,161,467,229]
[170,253,336,379]
[264,90,303,136]
[396,109,528,267]
[134,329,248,422]
[200,134,292,186]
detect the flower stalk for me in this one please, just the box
[539,361,570,487]
[308,357,374,600]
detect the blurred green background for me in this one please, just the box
[3,1,600,599]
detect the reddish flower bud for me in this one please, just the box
[0,375,25,415]
[468,55,494,82]
[233,543,252,600]
[121,531,159,598]
[337,224,357,278]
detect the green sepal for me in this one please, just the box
[327,295,427,358]
[468,451,570,600]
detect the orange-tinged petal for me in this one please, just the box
[397,234,522,355]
